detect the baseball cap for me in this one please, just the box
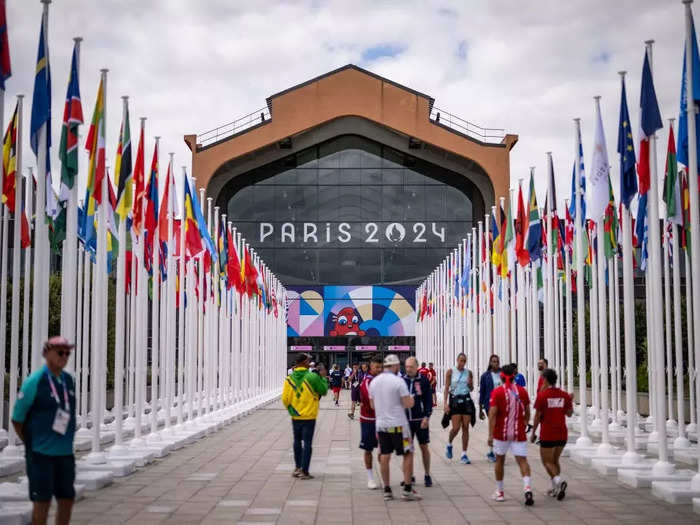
[383,354,400,366]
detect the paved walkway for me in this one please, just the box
[68,392,699,524]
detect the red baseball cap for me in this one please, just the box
[43,336,75,351]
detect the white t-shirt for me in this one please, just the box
[491,371,502,388]
[344,367,352,377]
[369,371,410,431]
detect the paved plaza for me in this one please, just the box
[62,393,699,525]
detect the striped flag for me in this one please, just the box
[663,125,682,225]
[30,8,51,177]
[515,183,529,267]
[116,104,133,221]
[131,120,146,236]
[59,42,83,195]
[1,102,18,212]
[144,142,159,276]
[525,172,542,262]
[0,0,11,89]
[84,77,106,205]
[183,175,203,258]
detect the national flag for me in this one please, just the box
[227,226,243,293]
[84,77,106,205]
[460,237,471,295]
[501,195,514,278]
[2,102,18,212]
[678,10,700,169]
[189,181,216,258]
[183,175,203,257]
[491,203,505,269]
[58,41,82,196]
[681,169,691,251]
[30,7,51,177]
[0,1,11,90]
[589,99,610,222]
[116,104,133,221]
[144,143,159,275]
[515,183,529,267]
[617,74,636,208]
[525,172,542,262]
[20,203,31,248]
[244,247,258,297]
[603,175,618,259]
[158,155,174,279]
[131,120,146,236]
[663,125,682,225]
[635,193,648,269]
[565,205,574,249]
[569,125,586,223]
[637,49,663,196]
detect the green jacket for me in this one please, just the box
[282,367,328,420]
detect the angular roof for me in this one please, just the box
[265,64,435,113]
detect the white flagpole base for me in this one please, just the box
[77,456,136,478]
[618,465,694,489]
[651,479,700,505]
[0,457,24,477]
[0,501,32,523]
[0,444,23,459]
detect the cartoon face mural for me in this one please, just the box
[286,285,415,337]
[329,307,366,336]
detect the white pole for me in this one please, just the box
[86,69,108,464]
[574,117,591,446]
[4,95,24,453]
[685,246,696,434]
[672,221,689,446]
[177,167,186,427]
[596,218,612,453]
[21,168,32,383]
[663,225,675,426]
[149,136,161,438]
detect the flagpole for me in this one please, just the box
[685,244,696,434]
[60,37,82,376]
[21,168,32,383]
[564,199,574,396]
[682,1,700,488]
[574,117,591,446]
[112,95,129,451]
[662,224,676,428]
[176,166,186,427]
[149,136,161,439]
[86,68,108,464]
[3,95,24,454]
[164,152,176,434]
[641,40,672,474]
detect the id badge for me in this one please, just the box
[52,408,70,435]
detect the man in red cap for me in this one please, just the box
[12,336,77,525]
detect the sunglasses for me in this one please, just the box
[54,349,71,357]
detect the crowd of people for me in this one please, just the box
[283,351,573,506]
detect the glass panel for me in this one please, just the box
[223,134,476,285]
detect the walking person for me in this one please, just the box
[403,357,433,487]
[443,352,475,464]
[530,368,573,500]
[359,356,382,489]
[344,364,353,389]
[427,362,437,406]
[512,363,526,387]
[282,353,328,479]
[330,364,343,406]
[11,337,77,525]
[479,354,501,462]
[348,363,364,420]
[369,354,420,501]
[488,364,534,506]
[536,358,548,392]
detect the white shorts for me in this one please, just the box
[493,439,528,457]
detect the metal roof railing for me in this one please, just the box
[429,106,505,144]
[198,106,271,148]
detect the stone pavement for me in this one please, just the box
[67,392,699,524]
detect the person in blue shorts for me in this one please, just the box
[12,336,77,525]
[403,357,433,487]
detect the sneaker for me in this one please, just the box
[556,480,567,501]
[383,488,393,501]
[492,490,505,502]
[367,479,378,490]
[486,451,497,463]
[299,472,315,480]
[460,454,471,464]
[399,477,416,487]
[446,444,453,459]
[401,488,422,501]
[347,413,354,420]
[546,488,556,497]
[424,475,432,487]
[524,490,534,506]
[292,468,302,478]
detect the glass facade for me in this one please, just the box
[224,135,481,285]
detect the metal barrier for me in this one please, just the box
[429,106,505,143]
[197,107,271,147]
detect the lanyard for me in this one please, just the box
[46,369,69,411]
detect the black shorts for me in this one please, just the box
[26,451,76,501]
[409,420,430,445]
[449,395,475,417]
[539,440,567,448]
[378,427,410,456]
[351,386,361,402]
[359,421,378,451]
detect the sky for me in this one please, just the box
[3,0,687,214]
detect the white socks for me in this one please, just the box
[367,469,374,482]
[523,476,531,490]
[553,475,562,486]
[496,480,504,492]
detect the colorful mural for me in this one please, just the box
[286,286,416,337]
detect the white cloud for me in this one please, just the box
[4,0,686,214]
